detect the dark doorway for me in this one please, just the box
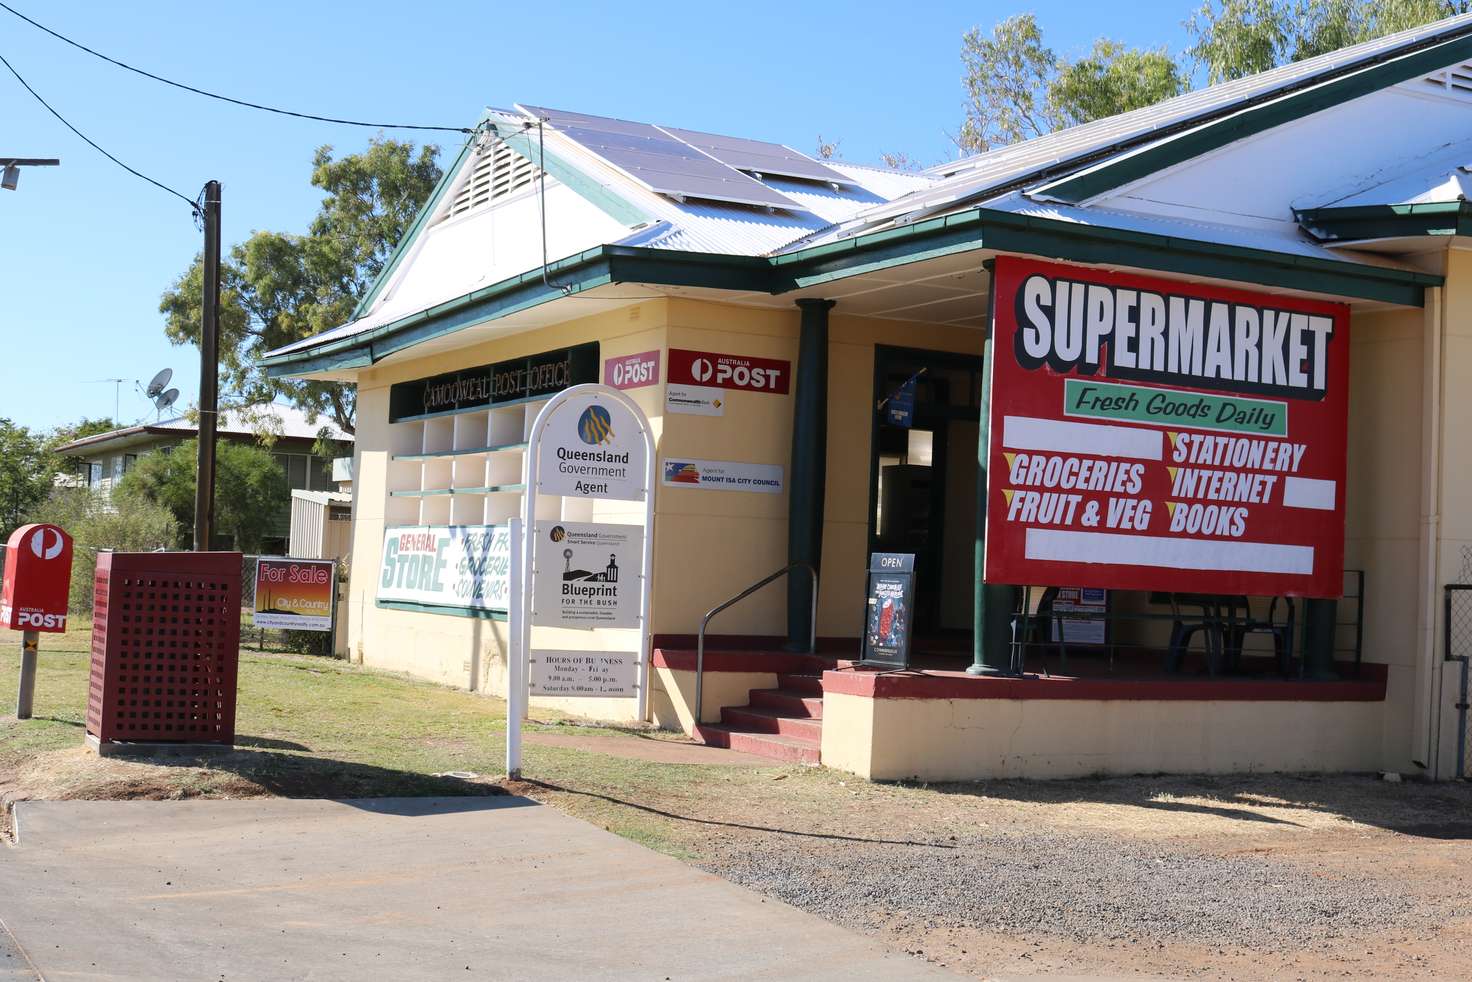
[869,346,984,642]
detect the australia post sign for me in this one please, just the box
[984,257,1350,598]
[1,524,74,632]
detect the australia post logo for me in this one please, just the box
[29,526,65,560]
[669,348,790,394]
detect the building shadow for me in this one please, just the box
[919,771,1472,839]
[520,778,953,848]
[100,745,520,816]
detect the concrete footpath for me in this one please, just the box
[0,797,956,981]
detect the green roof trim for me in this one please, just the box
[1295,200,1472,241]
[487,121,652,228]
[1040,31,1472,204]
[264,205,1441,377]
[352,114,487,322]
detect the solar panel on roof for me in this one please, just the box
[657,126,855,186]
[518,105,800,210]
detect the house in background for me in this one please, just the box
[54,403,352,553]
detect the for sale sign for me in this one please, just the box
[984,257,1349,598]
[668,348,790,394]
[253,558,335,631]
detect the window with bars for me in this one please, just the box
[441,138,541,221]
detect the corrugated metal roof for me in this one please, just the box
[1305,138,1472,208]
[814,11,1472,241]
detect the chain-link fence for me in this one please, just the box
[1445,584,1472,779]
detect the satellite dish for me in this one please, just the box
[145,368,173,399]
[154,388,180,415]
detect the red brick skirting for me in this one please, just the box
[822,661,1388,702]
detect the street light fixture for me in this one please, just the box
[0,157,60,190]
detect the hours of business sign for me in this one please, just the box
[388,342,599,422]
[984,256,1350,598]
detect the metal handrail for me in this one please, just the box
[695,562,818,727]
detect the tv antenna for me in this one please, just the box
[84,377,128,421]
[145,367,173,399]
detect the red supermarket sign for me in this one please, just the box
[983,257,1350,598]
[668,348,789,394]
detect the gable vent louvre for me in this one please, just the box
[441,137,542,221]
[1423,66,1472,100]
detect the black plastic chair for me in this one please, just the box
[1221,595,1297,676]
[1164,593,1230,675]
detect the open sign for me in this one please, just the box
[1,524,74,633]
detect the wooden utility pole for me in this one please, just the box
[194,180,221,551]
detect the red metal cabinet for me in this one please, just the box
[87,552,243,746]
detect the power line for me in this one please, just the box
[0,49,200,212]
[0,2,472,134]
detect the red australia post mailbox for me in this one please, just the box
[1,523,74,633]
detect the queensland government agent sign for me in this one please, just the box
[984,257,1350,598]
[535,389,649,501]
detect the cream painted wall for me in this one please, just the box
[822,690,1385,781]
[347,295,984,712]
[1341,304,1426,773]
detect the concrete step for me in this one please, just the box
[749,687,824,718]
[695,725,821,765]
[720,705,824,741]
[777,673,825,697]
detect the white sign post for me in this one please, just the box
[506,384,655,779]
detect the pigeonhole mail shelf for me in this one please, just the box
[86,551,243,747]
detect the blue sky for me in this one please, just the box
[1,0,1193,431]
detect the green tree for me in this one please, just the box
[1187,1,1471,84]
[159,139,444,435]
[960,16,1186,151]
[0,419,58,539]
[116,440,289,552]
[26,488,178,612]
[960,2,1463,153]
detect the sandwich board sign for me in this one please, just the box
[860,553,915,669]
[508,384,656,778]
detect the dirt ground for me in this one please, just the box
[6,632,1471,980]
[518,766,1472,981]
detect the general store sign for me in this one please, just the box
[377,525,511,612]
[984,257,1349,598]
[668,348,790,394]
[388,342,599,422]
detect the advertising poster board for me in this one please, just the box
[531,521,642,629]
[984,257,1350,598]
[1050,587,1107,645]
[535,390,648,501]
[377,525,511,612]
[860,553,915,669]
[253,557,335,631]
[529,649,639,697]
